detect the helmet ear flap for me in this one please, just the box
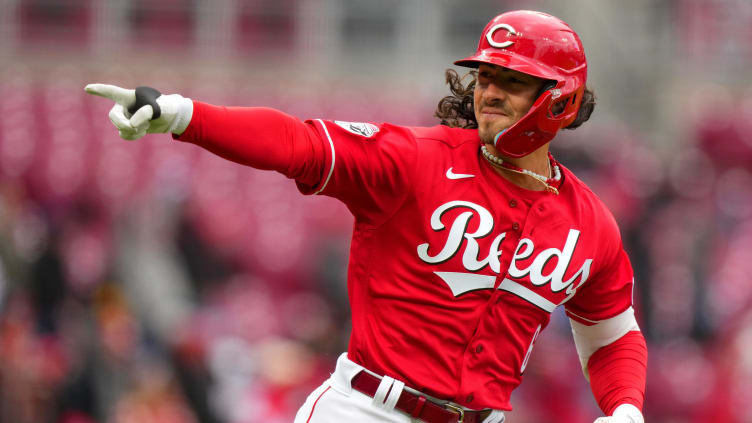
[558,87,585,126]
[543,83,584,127]
[550,98,568,117]
[537,81,558,98]
[539,81,571,120]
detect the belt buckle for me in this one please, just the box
[444,403,465,423]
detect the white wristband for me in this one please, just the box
[612,403,643,423]
[156,94,194,135]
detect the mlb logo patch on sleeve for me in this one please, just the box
[334,121,380,138]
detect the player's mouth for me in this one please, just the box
[479,110,510,129]
[480,108,509,118]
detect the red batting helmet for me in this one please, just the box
[455,10,588,157]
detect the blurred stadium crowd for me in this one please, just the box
[2,0,752,422]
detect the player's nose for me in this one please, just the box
[480,81,508,104]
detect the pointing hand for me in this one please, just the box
[84,84,193,140]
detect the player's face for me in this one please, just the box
[474,64,545,144]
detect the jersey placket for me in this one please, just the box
[454,193,533,407]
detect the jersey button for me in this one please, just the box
[509,199,517,208]
[475,344,483,353]
[466,394,474,403]
[512,222,520,231]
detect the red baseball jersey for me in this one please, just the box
[176,103,635,411]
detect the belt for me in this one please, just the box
[350,371,491,423]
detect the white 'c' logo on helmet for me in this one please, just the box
[486,23,517,48]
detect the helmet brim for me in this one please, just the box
[454,49,564,83]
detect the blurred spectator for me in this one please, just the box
[2,1,752,421]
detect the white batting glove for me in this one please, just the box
[84,84,193,141]
[593,404,644,423]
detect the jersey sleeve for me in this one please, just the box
[564,210,635,325]
[174,103,417,225]
[297,120,418,226]
[174,101,327,187]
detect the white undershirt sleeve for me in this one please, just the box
[569,306,640,380]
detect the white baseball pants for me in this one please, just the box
[294,353,505,423]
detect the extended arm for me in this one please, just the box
[175,101,325,185]
[84,84,326,186]
[85,83,417,222]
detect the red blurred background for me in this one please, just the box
[1,1,751,422]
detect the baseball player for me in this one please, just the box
[86,10,647,423]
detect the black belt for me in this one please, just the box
[351,371,492,423]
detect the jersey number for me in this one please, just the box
[520,324,542,374]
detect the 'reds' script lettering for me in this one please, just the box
[416,201,593,306]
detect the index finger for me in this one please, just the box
[84,84,136,106]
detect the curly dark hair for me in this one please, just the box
[435,69,479,129]
[434,69,596,130]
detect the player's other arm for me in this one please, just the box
[84,84,325,186]
[569,308,648,423]
[564,205,647,423]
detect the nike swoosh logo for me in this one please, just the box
[446,167,475,180]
